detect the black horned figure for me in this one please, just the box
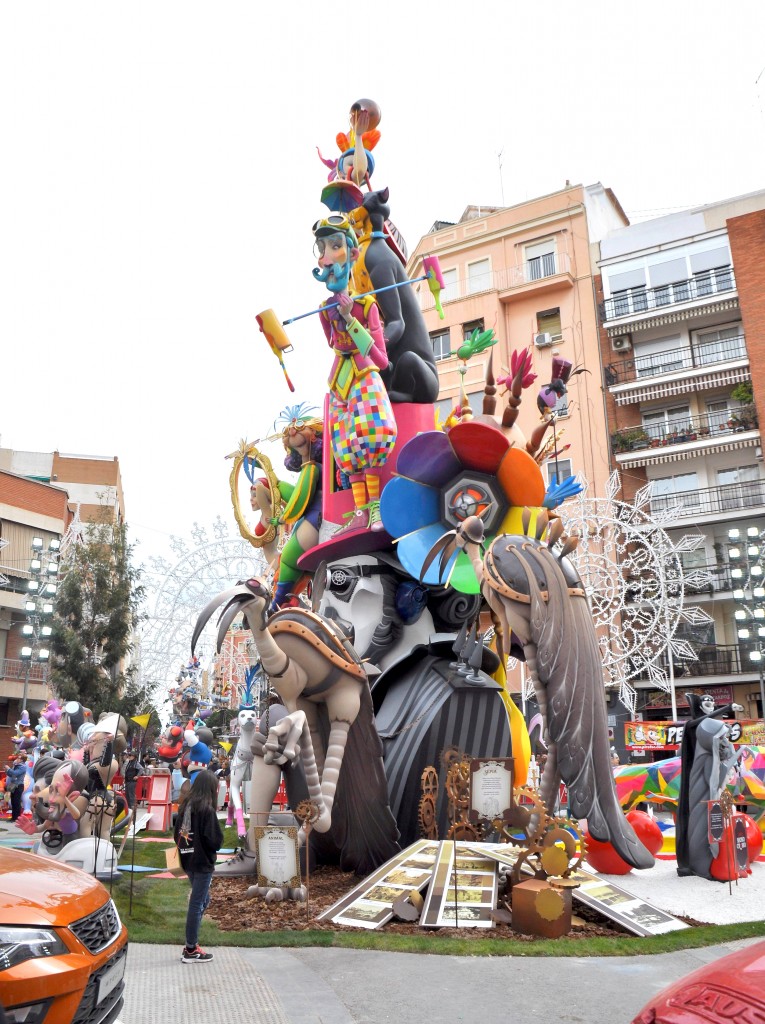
[423,512,655,870]
[356,188,439,404]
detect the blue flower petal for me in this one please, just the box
[396,523,459,586]
[380,477,441,538]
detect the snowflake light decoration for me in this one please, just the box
[138,516,267,708]
[554,471,713,713]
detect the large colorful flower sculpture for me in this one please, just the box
[380,420,550,594]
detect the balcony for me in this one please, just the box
[600,266,736,323]
[0,657,49,683]
[604,335,747,388]
[648,481,765,520]
[626,561,736,600]
[419,253,573,312]
[611,408,758,455]
[634,644,748,682]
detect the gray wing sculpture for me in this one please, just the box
[426,515,654,871]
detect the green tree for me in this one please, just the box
[50,513,146,719]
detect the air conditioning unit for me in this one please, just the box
[612,334,632,352]
[534,332,553,348]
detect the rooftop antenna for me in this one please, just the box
[498,147,505,206]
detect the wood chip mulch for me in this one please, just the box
[206,865,629,940]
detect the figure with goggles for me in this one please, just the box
[314,214,397,534]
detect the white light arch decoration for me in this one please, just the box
[138,517,267,709]
[552,471,713,713]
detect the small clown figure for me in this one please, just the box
[313,214,397,533]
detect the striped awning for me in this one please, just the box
[613,363,750,405]
[605,297,740,337]
[618,435,759,469]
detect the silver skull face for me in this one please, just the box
[313,555,389,659]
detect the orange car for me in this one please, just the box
[0,847,128,1024]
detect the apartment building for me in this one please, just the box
[0,472,71,758]
[0,448,125,524]
[0,448,125,758]
[407,184,627,500]
[597,190,765,723]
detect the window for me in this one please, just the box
[524,239,556,281]
[650,472,700,513]
[642,405,691,442]
[462,319,485,342]
[546,458,572,484]
[467,258,491,294]
[441,268,459,303]
[695,325,745,366]
[705,399,731,433]
[611,286,647,317]
[717,466,761,512]
[431,330,451,362]
[537,308,561,340]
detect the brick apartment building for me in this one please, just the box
[0,449,125,759]
[596,189,765,724]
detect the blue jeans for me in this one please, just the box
[185,870,213,948]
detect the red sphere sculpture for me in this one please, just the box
[583,810,663,874]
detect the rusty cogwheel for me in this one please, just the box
[446,821,481,842]
[294,800,321,825]
[418,793,438,840]
[445,761,470,805]
[540,818,585,878]
[499,786,549,847]
[440,746,465,772]
[420,765,439,797]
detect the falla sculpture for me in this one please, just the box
[192,97,653,884]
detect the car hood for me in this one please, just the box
[0,848,108,926]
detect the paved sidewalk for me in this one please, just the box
[118,939,762,1024]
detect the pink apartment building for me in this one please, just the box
[407,183,628,498]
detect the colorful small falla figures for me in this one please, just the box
[313,214,397,533]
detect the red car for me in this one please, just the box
[631,940,765,1023]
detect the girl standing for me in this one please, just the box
[173,770,223,963]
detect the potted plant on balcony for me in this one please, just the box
[731,382,753,404]
[611,428,649,453]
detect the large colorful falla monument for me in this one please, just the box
[197,98,662,900]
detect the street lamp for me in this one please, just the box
[728,526,765,720]
[19,537,60,715]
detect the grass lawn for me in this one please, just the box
[110,824,765,957]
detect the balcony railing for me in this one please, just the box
[634,644,747,681]
[600,266,736,322]
[0,657,49,683]
[496,251,571,291]
[611,408,758,455]
[604,334,747,387]
[648,481,765,519]
[626,561,737,599]
[420,253,572,310]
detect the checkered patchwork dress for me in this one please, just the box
[321,301,397,475]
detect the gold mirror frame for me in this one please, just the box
[226,440,285,549]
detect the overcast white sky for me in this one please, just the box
[2,1,765,573]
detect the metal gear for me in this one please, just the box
[294,800,320,826]
[539,820,584,879]
[445,821,481,842]
[499,786,549,847]
[420,766,439,796]
[418,793,438,840]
